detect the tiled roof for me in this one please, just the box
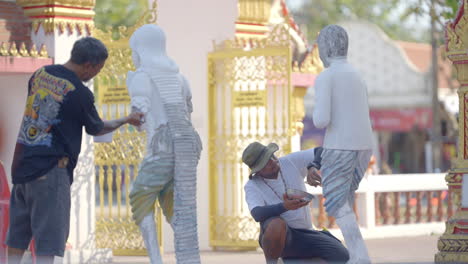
[397,41,458,89]
[0,1,31,47]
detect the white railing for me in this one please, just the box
[306,173,449,238]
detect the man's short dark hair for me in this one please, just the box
[70,37,108,65]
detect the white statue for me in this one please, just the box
[127,24,202,264]
[313,24,374,264]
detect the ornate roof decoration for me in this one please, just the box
[234,0,322,75]
[0,42,48,58]
[16,0,95,35]
[292,44,323,74]
[445,0,468,55]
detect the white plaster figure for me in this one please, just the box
[127,24,202,264]
[313,24,374,264]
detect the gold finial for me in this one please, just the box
[76,22,85,35]
[0,42,8,56]
[147,0,158,24]
[32,21,41,33]
[19,42,29,57]
[57,21,66,34]
[9,42,18,56]
[292,60,299,72]
[39,44,48,57]
[30,45,39,57]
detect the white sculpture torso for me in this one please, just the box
[127,70,193,159]
[313,57,373,150]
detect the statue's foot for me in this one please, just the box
[139,214,164,264]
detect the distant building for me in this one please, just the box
[303,20,457,173]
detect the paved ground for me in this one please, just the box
[112,235,439,264]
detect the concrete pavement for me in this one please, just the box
[112,234,440,263]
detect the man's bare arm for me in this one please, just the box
[96,112,143,136]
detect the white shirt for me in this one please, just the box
[313,57,373,150]
[244,148,316,229]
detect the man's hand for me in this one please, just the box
[306,167,322,187]
[126,112,144,126]
[283,193,309,211]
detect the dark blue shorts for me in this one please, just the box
[259,217,349,263]
[6,165,71,257]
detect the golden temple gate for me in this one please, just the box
[208,25,296,249]
[92,2,163,256]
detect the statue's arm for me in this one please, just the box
[128,72,152,113]
[312,73,331,129]
[128,72,152,130]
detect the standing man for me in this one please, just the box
[313,24,374,264]
[242,142,349,264]
[6,37,143,264]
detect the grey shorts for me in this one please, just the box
[259,217,349,263]
[6,165,71,257]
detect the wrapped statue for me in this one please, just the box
[127,24,202,264]
[312,24,374,264]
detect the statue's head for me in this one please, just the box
[129,24,177,72]
[317,25,348,68]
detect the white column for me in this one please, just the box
[31,26,112,263]
[357,191,376,229]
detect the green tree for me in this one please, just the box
[286,0,411,41]
[398,0,459,171]
[286,0,458,43]
[94,0,147,38]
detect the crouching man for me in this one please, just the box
[242,142,349,264]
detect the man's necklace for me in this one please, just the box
[261,169,287,201]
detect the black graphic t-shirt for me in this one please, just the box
[12,65,104,184]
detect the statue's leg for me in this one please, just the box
[130,184,164,264]
[139,213,164,264]
[321,149,372,264]
[335,203,370,264]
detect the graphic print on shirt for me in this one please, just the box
[17,68,76,146]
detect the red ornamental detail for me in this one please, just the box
[22,4,92,11]
[454,60,468,65]
[454,226,468,234]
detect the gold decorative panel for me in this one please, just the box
[208,24,293,249]
[436,0,468,262]
[17,0,95,35]
[92,1,161,256]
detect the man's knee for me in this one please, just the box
[262,217,287,259]
[331,245,350,263]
